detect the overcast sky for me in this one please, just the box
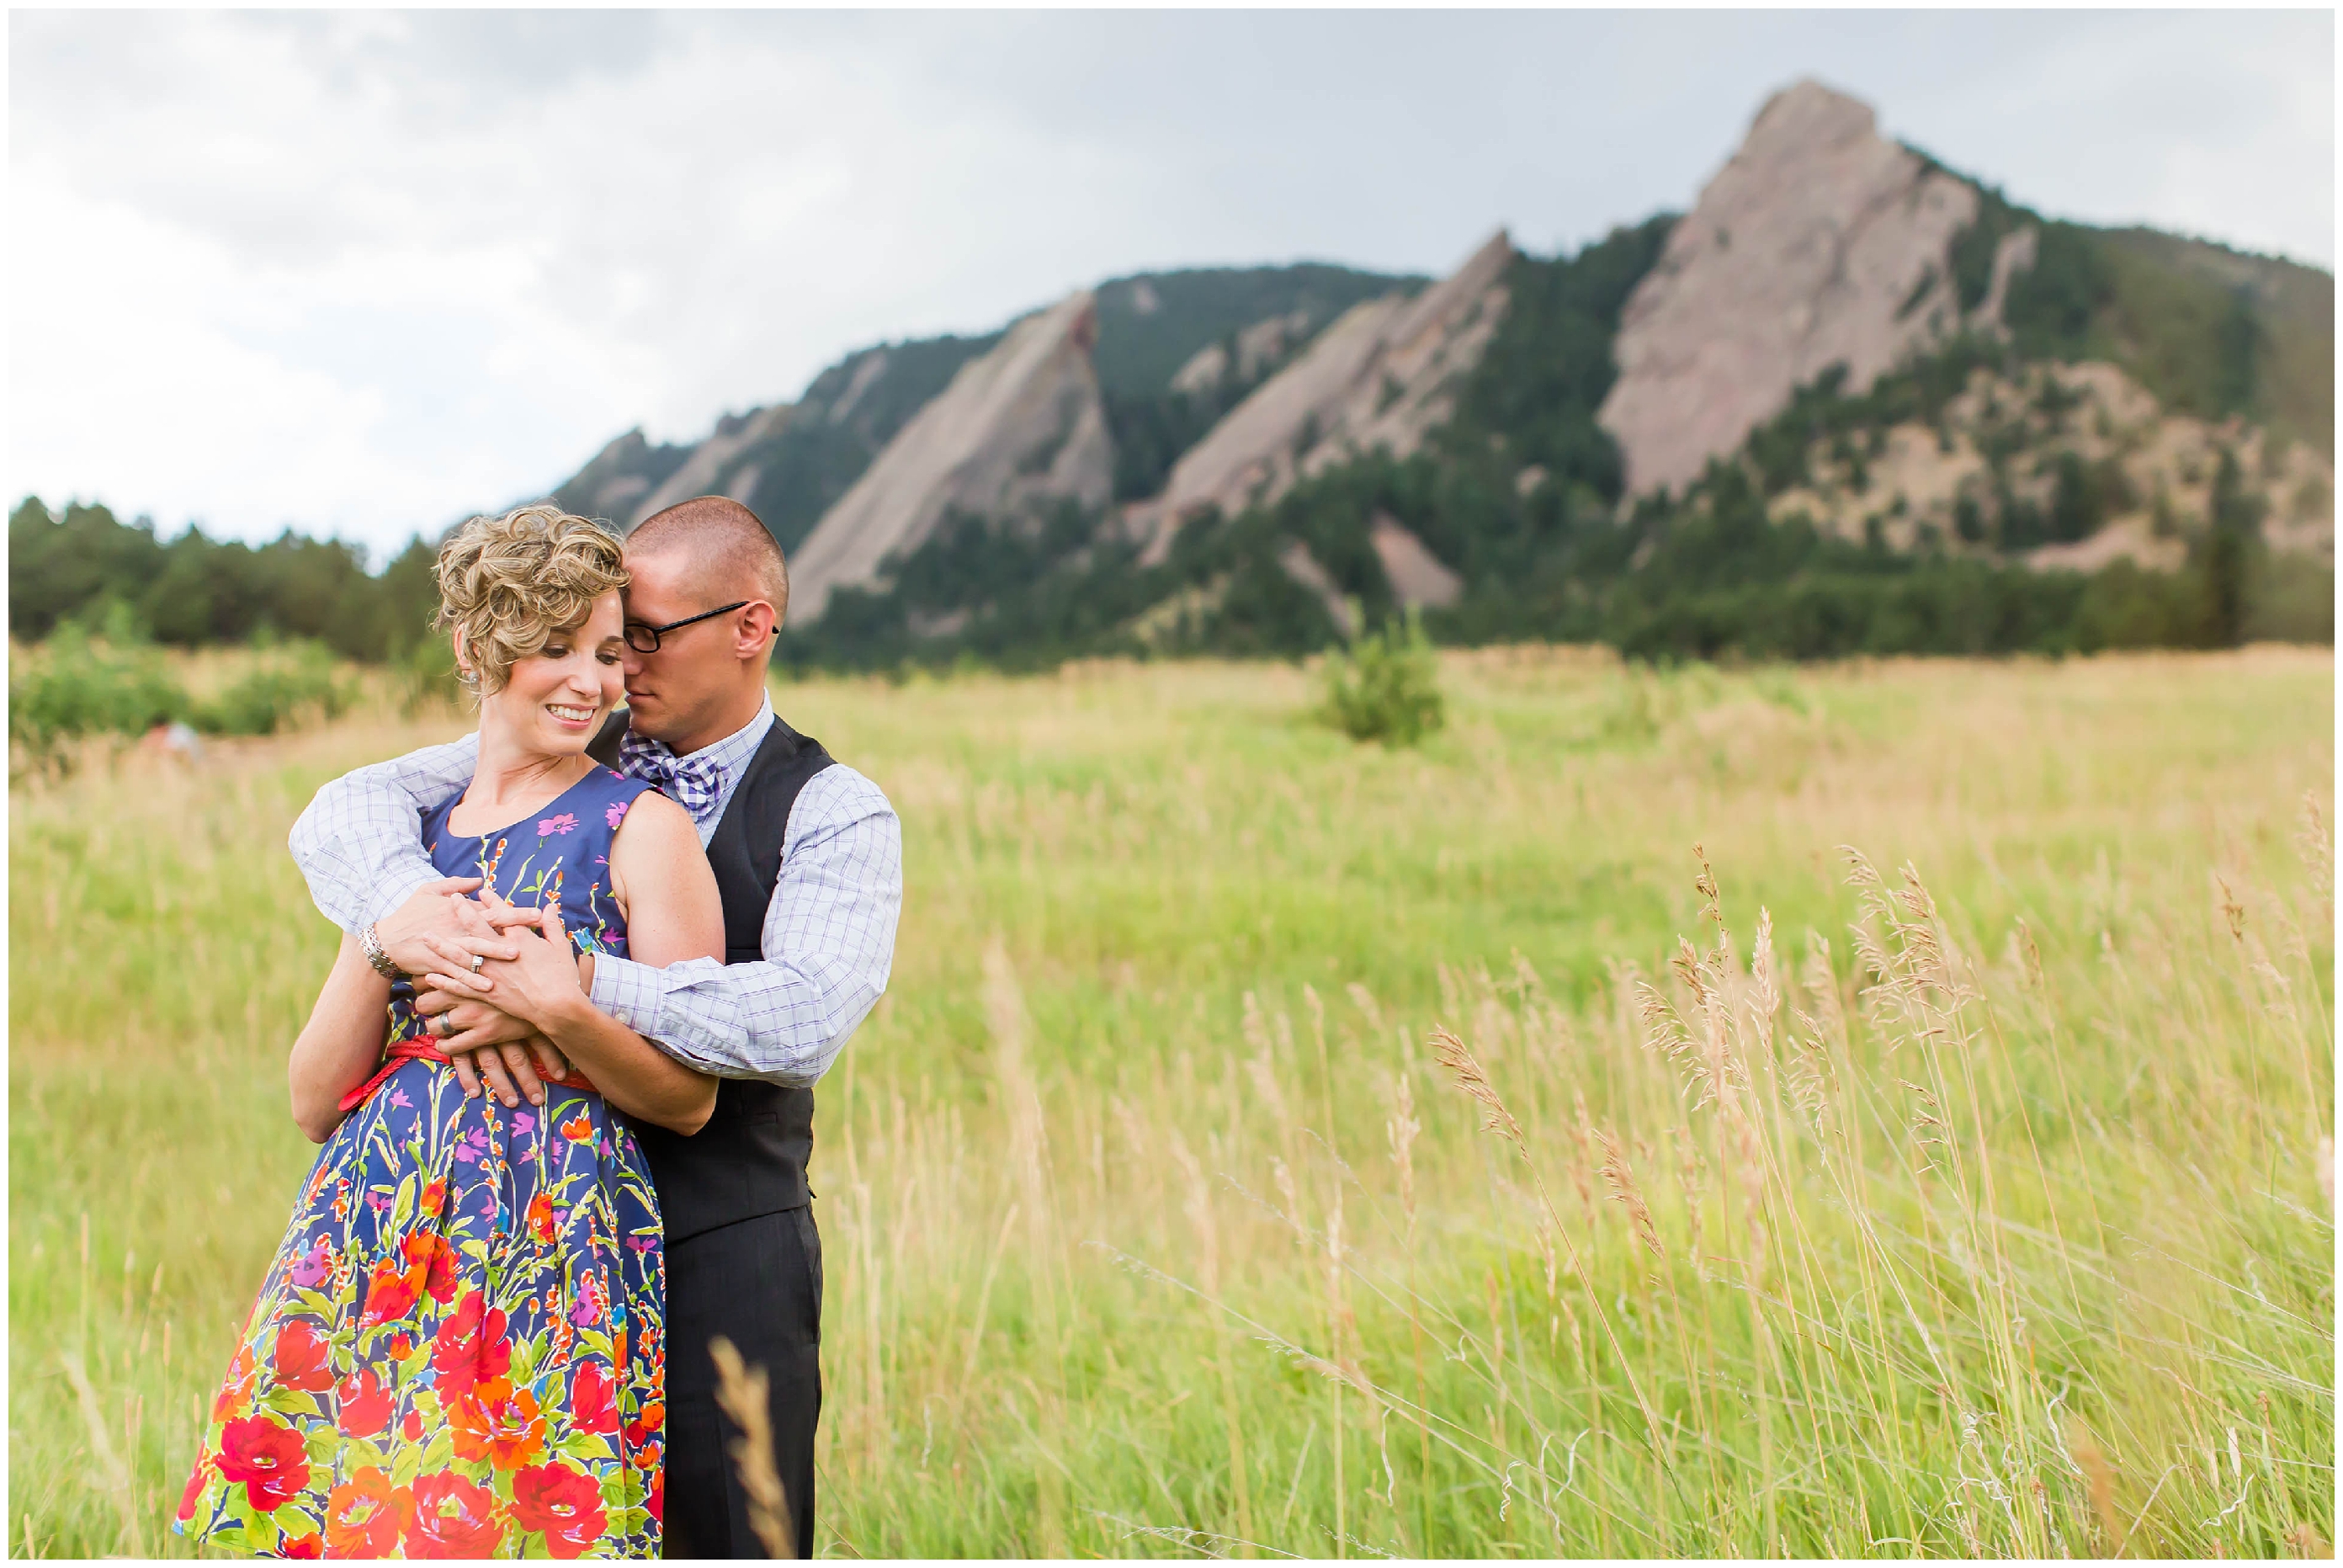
[9,9,2333,558]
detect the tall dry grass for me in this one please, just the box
[10,648,2332,1556]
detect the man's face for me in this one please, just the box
[617,548,738,745]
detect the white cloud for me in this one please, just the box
[7,9,2331,555]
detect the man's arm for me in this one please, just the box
[288,733,480,935]
[587,765,902,1086]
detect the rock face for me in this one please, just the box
[1167,310,1315,396]
[1599,80,2003,497]
[788,293,1113,621]
[1129,231,1516,564]
[558,429,672,526]
[1369,513,1463,609]
[626,405,794,529]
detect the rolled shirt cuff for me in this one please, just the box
[361,860,460,934]
[587,952,665,1045]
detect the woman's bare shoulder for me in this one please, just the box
[611,787,701,852]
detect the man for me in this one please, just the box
[288,495,901,1559]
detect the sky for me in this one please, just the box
[9,8,2334,559]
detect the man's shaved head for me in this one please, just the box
[628,496,789,625]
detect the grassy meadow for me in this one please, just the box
[9,646,2335,1558]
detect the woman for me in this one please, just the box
[179,505,722,1559]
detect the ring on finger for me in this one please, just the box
[469,952,485,975]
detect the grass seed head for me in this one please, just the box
[1596,1128,1666,1259]
[1427,1028,1523,1151]
[2064,1420,2123,1555]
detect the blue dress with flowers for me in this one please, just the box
[182,764,670,1559]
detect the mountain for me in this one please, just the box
[554,331,1006,551]
[788,293,1113,623]
[1124,231,1516,566]
[1598,81,2019,497]
[550,262,1411,556]
[535,77,2330,668]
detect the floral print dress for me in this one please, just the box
[182,766,670,1559]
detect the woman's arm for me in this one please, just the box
[419,792,723,1136]
[289,936,394,1143]
[605,790,725,968]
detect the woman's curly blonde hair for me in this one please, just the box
[434,504,629,699]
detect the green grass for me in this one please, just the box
[10,647,2334,1557]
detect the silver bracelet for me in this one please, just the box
[360,922,406,981]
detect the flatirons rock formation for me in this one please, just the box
[627,405,793,529]
[560,429,674,527]
[1599,79,2021,497]
[1129,231,1516,565]
[788,293,1113,621]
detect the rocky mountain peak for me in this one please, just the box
[786,291,1113,621]
[1128,229,1515,565]
[1598,78,2005,497]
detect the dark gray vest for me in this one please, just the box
[590,710,831,1240]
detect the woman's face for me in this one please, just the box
[486,589,626,754]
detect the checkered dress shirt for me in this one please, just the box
[286,695,902,1087]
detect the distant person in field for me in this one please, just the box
[181,505,726,1556]
[280,495,901,1558]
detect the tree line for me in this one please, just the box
[10,497,443,661]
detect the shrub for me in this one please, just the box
[1318,609,1445,747]
[8,623,191,763]
[194,639,351,736]
[397,632,464,715]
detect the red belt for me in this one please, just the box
[340,1036,598,1114]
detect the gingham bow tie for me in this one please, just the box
[618,733,725,822]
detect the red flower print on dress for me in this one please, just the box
[281,1528,323,1559]
[401,1230,461,1305]
[359,1261,417,1329]
[402,1408,424,1442]
[431,1289,511,1397]
[560,1112,595,1144]
[336,1365,395,1438]
[449,1382,548,1470]
[526,1192,561,1243]
[210,1377,253,1424]
[538,812,580,837]
[623,1398,664,1453]
[326,1469,410,1557]
[270,1319,335,1392]
[215,1413,311,1512]
[569,1358,619,1433]
[178,1455,210,1522]
[510,1461,609,1558]
[405,1472,502,1558]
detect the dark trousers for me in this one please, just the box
[662,1207,823,1559]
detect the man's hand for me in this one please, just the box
[374,877,539,976]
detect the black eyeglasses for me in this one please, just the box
[622,600,751,653]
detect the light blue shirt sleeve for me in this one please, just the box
[287,731,480,934]
[587,764,902,1086]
